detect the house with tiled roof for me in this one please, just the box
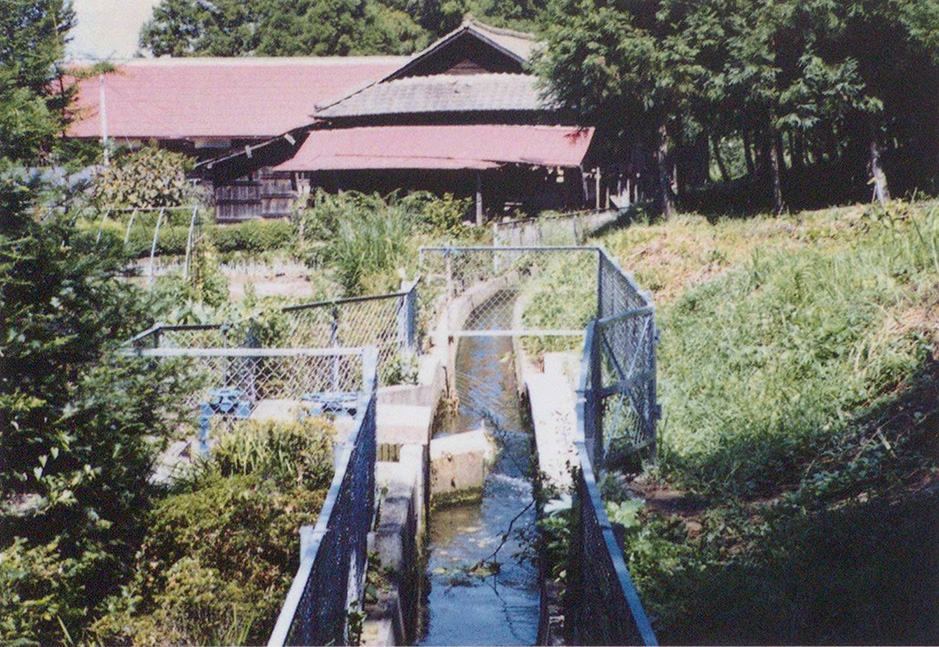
[69,19,605,221]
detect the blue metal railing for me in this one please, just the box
[571,248,659,646]
[268,346,379,647]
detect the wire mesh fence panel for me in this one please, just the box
[593,312,657,464]
[571,442,658,646]
[598,250,651,319]
[282,285,419,383]
[493,210,624,247]
[130,348,369,448]
[271,350,378,647]
[126,324,236,350]
[419,247,598,335]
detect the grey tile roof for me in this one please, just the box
[464,19,536,62]
[316,73,551,118]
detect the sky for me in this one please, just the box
[66,0,162,60]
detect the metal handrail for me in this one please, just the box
[268,346,379,646]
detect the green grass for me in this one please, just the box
[596,201,939,644]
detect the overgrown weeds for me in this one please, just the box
[601,200,939,643]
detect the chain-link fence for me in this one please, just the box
[282,281,419,378]
[569,440,658,646]
[571,249,658,646]
[585,250,659,467]
[269,347,378,647]
[492,209,624,247]
[419,246,598,336]
[127,281,419,385]
[127,346,372,452]
[127,323,238,351]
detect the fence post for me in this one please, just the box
[444,247,456,398]
[147,207,166,289]
[330,305,341,391]
[590,323,603,469]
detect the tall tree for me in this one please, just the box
[538,0,939,212]
[537,0,709,218]
[141,0,547,57]
[0,0,75,164]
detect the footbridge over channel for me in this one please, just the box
[125,244,659,647]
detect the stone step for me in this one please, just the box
[377,403,433,446]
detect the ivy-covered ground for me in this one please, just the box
[597,201,939,644]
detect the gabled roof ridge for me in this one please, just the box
[374,71,534,84]
[462,16,536,42]
[315,20,535,114]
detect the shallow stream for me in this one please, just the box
[417,292,540,646]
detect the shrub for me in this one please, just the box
[209,418,335,488]
[92,418,336,646]
[210,218,294,254]
[401,191,472,235]
[91,145,198,208]
[325,204,414,295]
[1,165,192,645]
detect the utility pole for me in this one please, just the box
[99,74,109,167]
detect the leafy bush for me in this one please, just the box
[0,538,90,645]
[1,165,192,645]
[210,418,334,488]
[401,191,472,235]
[380,351,420,386]
[210,218,294,254]
[92,418,335,646]
[326,204,415,295]
[91,145,198,207]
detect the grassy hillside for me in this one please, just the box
[596,201,939,644]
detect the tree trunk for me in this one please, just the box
[775,132,787,173]
[791,132,805,172]
[742,128,755,176]
[769,131,786,214]
[656,123,675,219]
[712,135,730,182]
[869,134,891,205]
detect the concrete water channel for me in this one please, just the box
[417,291,541,646]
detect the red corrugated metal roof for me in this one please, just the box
[66,57,405,140]
[274,125,594,172]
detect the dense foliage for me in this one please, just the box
[0,0,74,164]
[91,146,199,208]
[295,189,476,294]
[537,0,939,214]
[0,166,191,645]
[140,0,546,56]
[91,418,336,646]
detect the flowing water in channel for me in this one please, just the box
[417,292,540,646]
